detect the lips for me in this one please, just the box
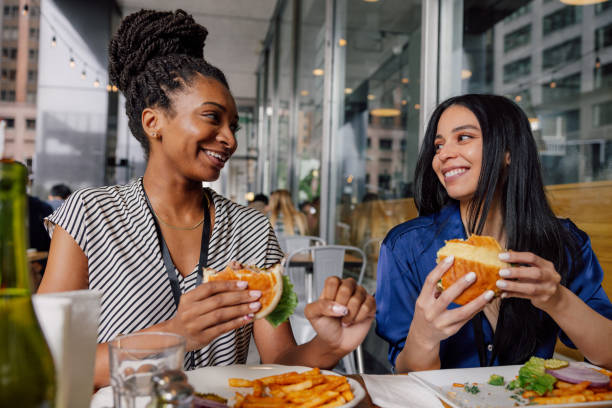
[202,149,229,169]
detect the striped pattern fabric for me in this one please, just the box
[45,178,283,369]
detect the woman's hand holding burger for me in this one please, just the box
[495,251,565,312]
[304,276,376,355]
[409,256,495,354]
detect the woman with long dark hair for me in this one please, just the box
[376,94,612,372]
[38,9,375,387]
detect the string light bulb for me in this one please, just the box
[51,36,56,47]
[69,57,75,68]
[595,56,601,69]
[106,84,112,92]
[22,4,29,16]
[550,81,557,88]
[112,85,118,92]
[93,78,100,88]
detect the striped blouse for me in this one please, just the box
[45,177,284,368]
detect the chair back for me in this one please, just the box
[285,245,366,303]
[277,234,326,254]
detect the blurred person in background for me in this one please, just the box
[47,183,72,210]
[38,9,374,387]
[268,189,308,236]
[247,192,268,214]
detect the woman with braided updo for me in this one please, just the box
[38,9,375,387]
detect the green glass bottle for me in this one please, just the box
[0,159,56,407]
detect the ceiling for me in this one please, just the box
[115,0,278,101]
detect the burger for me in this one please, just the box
[203,263,298,327]
[435,235,510,305]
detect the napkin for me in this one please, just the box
[361,374,444,408]
[33,290,101,408]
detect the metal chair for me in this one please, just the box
[277,234,326,254]
[284,245,367,374]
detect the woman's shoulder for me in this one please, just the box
[64,179,142,209]
[557,217,591,249]
[208,189,270,224]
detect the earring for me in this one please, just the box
[151,131,158,139]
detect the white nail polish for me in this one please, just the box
[464,272,476,283]
[498,253,510,261]
[444,255,454,264]
[484,290,495,301]
[250,290,262,298]
[499,269,510,277]
[496,280,507,288]
[249,301,261,310]
[501,292,508,299]
[236,281,248,289]
[333,304,348,315]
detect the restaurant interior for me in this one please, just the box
[1,0,612,406]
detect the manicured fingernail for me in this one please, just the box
[333,304,348,315]
[249,290,261,299]
[496,280,507,288]
[249,301,261,310]
[499,269,510,277]
[236,281,248,289]
[498,253,510,261]
[484,290,495,301]
[244,313,254,320]
[443,255,454,264]
[464,272,476,283]
[501,292,508,299]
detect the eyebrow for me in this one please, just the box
[451,124,480,133]
[201,101,227,111]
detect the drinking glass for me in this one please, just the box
[109,332,186,408]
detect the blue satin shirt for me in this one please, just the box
[375,202,612,369]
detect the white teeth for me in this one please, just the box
[205,150,226,161]
[444,168,466,178]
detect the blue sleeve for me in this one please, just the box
[375,236,424,368]
[559,222,612,348]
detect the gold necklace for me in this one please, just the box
[154,194,210,231]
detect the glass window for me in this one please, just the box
[543,6,581,36]
[542,37,581,70]
[503,56,531,83]
[504,24,531,53]
[294,0,325,214]
[595,22,612,51]
[26,119,36,130]
[595,2,612,15]
[504,4,532,24]
[379,139,393,150]
[593,100,612,128]
[3,118,15,128]
[542,72,581,103]
[594,61,612,89]
[28,48,37,61]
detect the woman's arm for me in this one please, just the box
[496,251,612,369]
[254,277,375,369]
[395,256,494,373]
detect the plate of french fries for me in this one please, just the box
[410,363,612,407]
[185,364,365,408]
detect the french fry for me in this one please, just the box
[228,369,354,408]
[229,378,254,387]
[532,394,587,404]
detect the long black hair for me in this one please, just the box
[108,9,230,158]
[414,94,581,364]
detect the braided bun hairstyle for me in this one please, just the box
[109,9,230,158]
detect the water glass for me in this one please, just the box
[109,332,186,408]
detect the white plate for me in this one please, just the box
[185,364,365,407]
[410,364,612,408]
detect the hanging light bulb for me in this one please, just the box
[93,78,100,88]
[515,95,522,102]
[22,4,29,16]
[111,85,118,92]
[550,81,557,88]
[106,84,112,92]
[69,57,75,68]
[51,36,57,47]
[595,56,601,69]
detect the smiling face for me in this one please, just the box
[149,74,239,182]
[432,104,483,203]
